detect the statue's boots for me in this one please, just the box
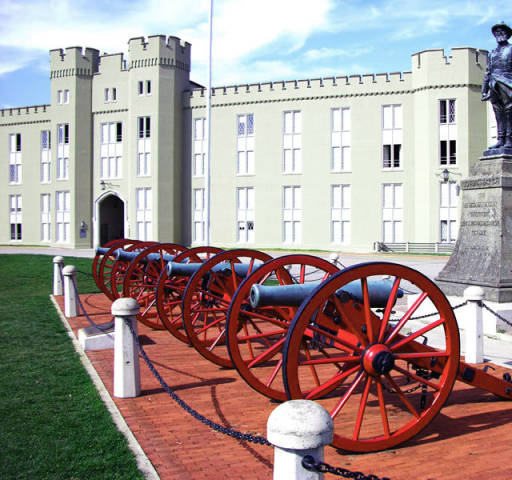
[490,106,506,148]
[505,110,512,148]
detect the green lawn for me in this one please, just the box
[0,254,145,480]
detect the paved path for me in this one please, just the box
[54,293,512,480]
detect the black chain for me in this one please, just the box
[71,276,114,331]
[124,318,271,446]
[410,300,467,320]
[481,301,512,328]
[76,269,94,277]
[302,455,390,480]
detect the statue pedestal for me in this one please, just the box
[436,154,512,302]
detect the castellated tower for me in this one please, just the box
[50,47,99,247]
[123,35,192,243]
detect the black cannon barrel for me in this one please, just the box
[250,279,403,309]
[115,249,175,263]
[167,261,258,278]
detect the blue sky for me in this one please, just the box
[1,0,511,108]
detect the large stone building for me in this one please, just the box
[0,35,494,252]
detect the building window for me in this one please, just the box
[9,194,22,241]
[192,188,205,243]
[283,186,302,244]
[237,187,255,243]
[135,187,152,241]
[283,111,301,174]
[138,80,151,96]
[137,117,151,176]
[382,183,403,242]
[382,104,402,169]
[193,117,206,177]
[40,193,51,242]
[57,89,69,104]
[112,88,117,101]
[41,130,51,183]
[439,99,457,166]
[331,108,351,172]
[57,124,69,180]
[104,87,117,103]
[440,181,458,242]
[331,184,351,244]
[9,133,22,184]
[56,191,70,243]
[237,114,255,175]
[101,122,122,179]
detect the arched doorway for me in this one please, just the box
[99,195,125,245]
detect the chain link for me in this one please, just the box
[302,455,390,480]
[71,276,114,331]
[410,300,467,320]
[481,301,512,328]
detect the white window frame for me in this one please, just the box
[439,99,457,166]
[382,183,403,242]
[237,114,255,175]
[135,187,152,241]
[283,111,302,174]
[382,105,402,170]
[9,133,22,184]
[236,187,255,244]
[331,184,351,244]
[193,117,206,177]
[9,194,22,241]
[41,130,51,183]
[40,193,51,242]
[56,191,70,243]
[137,117,151,177]
[56,124,69,180]
[283,185,302,244]
[192,188,205,244]
[100,122,122,179]
[440,181,458,243]
[331,108,351,172]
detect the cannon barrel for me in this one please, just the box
[250,279,403,309]
[167,261,257,278]
[95,247,111,256]
[115,249,175,263]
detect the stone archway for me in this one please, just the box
[99,194,125,245]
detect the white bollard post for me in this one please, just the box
[113,298,141,398]
[329,253,338,266]
[62,265,78,317]
[53,256,65,296]
[267,400,333,480]
[464,286,485,364]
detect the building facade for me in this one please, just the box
[0,35,493,252]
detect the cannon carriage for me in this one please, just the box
[91,241,512,453]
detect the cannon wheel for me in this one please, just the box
[182,249,273,367]
[155,246,224,343]
[97,239,144,300]
[227,254,340,401]
[92,238,126,292]
[108,241,158,300]
[122,243,188,329]
[283,262,460,453]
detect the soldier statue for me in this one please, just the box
[482,21,512,149]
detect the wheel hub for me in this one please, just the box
[362,344,395,376]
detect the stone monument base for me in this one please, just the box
[436,153,512,303]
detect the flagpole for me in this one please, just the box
[204,0,213,245]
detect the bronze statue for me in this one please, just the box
[482,21,512,149]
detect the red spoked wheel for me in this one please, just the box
[282,262,460,453]
[182,249,273,367]
[92,238,127,292]
[227,254,340,401]
[109,241,157,300]
[155,246,224,343]
[122,243,188,329]
[97,239,144,300]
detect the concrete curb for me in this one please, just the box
[50,295,160,480]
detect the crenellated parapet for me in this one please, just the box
[50,46,99,78]
[97,53,127,74]
[128,35,191,72]
[0,104,51,126]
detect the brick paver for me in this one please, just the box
[55,293,512,480]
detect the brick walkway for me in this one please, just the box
[55,293,512,480]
